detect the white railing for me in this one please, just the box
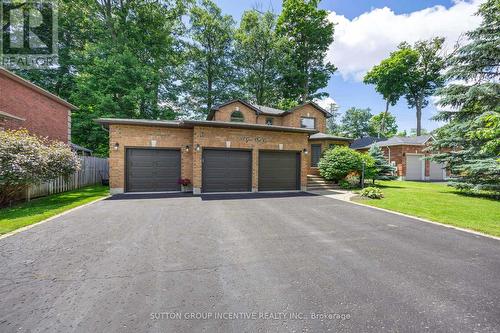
[26,156,109,200]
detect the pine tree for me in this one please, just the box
[430,0,500,193]
[368,144,397,183]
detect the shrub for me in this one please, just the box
[0,130,80,205]
[360,187,384,199]
[318,146,363,181]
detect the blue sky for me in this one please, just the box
[215,0,483,134]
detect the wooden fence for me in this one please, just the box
[26,156,108,200]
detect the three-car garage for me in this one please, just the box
[126,147,301,193]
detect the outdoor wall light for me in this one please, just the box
[195,144,201,152]
[185,145,190,152]
[303,148,308,155]
[113,142,119,151]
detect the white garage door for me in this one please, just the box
[429,161,445,180]
[406,155,423,181]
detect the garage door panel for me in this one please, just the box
[126,149,181,192]
[406,155,423,181]
[202,150,252,193]
[259,151,300,191]
[430,161,445,180]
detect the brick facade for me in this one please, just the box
[282,104,326,133]
[0,69,74,143]
[108,125,193,193]
[359,144,439,180]
[108,124,309,194]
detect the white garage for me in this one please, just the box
[429,161,445,181]
[406,154,424,181]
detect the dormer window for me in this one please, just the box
[230,110,245,122]
[300,117,315,129]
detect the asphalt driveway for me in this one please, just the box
[1,193,499,332]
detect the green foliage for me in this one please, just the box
[360,153,377,182]
[430,0,500,193]
[360,187,384,199]
[318,147,363,181]
[340,107,373,138]
[368,145,397,183]
[0,130,80,205]
[184,0,237,116]
[369,112,398,137]
[0,185,108,235]
[365,37,445,136]
[277,0,336,103]
[326,102,341,135]
[234,10,283,106]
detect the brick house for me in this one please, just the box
[0,66,77,143]
[352,135,448,181]
[97,100,352,194]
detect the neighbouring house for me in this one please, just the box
[350,136,386,150]
[0,66,77,144]
[353,135,448,181]
[97,99,352,194]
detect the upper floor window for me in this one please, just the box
[230,111,245,122]
[265,117,273,125]
[300,117,315,129]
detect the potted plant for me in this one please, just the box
[178,178,192,192]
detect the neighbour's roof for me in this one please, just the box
[0,110,25,121]
[70,143,93,153]
[350,136,386,149]
[309,132,352,142]
[355,134,434,149]
[0,67,78,110]
[96,118,318,134]
[207,100,332,120]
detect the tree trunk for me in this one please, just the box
[416,104,422,136]
[380,100,390,138]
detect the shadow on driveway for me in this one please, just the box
[200,192,317,201]
[106,192,194,200]
[106,191,318,201]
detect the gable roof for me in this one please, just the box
[288,101,332,118]
[350,136,386,149]
[355,134,434,149]
[208,100,332,120]
[0,67,78,110]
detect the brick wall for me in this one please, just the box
[0,73,71,143]
[108,125,193,193]
[108,124,310,194]
[193,126,309,193]
[282,104,326,133]
[256,115,283,126]
[213,102,257,123]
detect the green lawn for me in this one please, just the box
[0,185,109,235]
[353,181,500,237]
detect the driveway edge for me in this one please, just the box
[316,192,500,241]
[0,195,111,241]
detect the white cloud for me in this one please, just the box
[327,0,484,81]
[314,97,337,110]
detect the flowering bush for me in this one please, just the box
[177,178,191,186]
[0,130,80,205]
[360,187,384,199]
